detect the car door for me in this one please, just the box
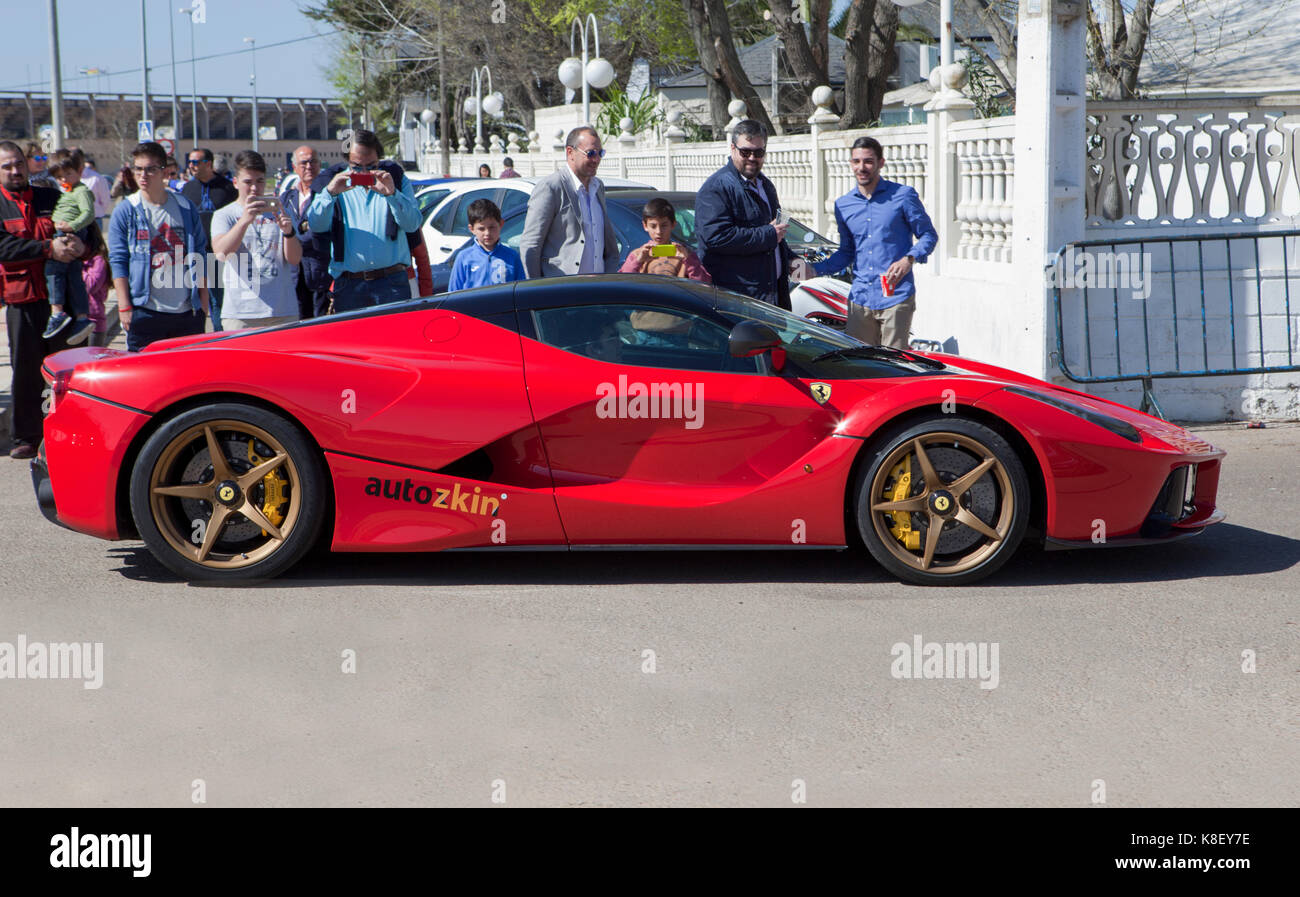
[516,281,848,546]
[424,187,500,265]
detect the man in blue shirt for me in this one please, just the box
[448,198,523,291]
[812,136,938,348]
[307,129,421,313]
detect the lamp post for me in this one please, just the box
[243,37,258,151]
[179,5,200,149]
[892,0,965,104]
[464,66,503,153]
[139,0,149,123]
[168,6,180,140]
[556,14,614,128]
[47,0,65,150]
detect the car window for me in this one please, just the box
[500,213,527,253]
[500,190,528,215]
[532,304,758,373]
[606,203,648,258]
[451,189,501,235]
[431,197,458,234]
[418,188,452,221]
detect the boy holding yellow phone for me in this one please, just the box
[619,197,711,283]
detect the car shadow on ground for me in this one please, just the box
[106,522,1299,589]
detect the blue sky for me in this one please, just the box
[6,0,339,99]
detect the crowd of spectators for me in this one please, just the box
[3,119,938,459]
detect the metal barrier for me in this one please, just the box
[1051,231,1300,419]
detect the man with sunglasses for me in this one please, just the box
[520,126,619,279]
[108,142,210,351]
[181,148,237,330]
[696,119,796,309]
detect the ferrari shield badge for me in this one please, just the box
[810,382,832,405]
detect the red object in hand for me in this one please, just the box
[881,273,894,297]
[349,172,376,187]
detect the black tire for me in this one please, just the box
[129,402,326,581]
[854,416,1030,586]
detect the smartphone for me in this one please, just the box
[256,195,282,214]
[650,244,678,258]
[349,171,376,187]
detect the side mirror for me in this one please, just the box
[729,320,782,358]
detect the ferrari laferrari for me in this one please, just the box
[33,276,1225,585]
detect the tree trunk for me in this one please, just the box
[767,1,827,111]
[682,0,732,136]
[1086,0,1156,100]
[863,0,899,124]
[957,0,1017,86]
[809,0,832,78]
[841,0,897,128]
[702,0,776,135]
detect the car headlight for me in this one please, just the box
[1002,386,1142,444]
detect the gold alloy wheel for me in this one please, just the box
[867,432,1016,575]
[147,420,301,569]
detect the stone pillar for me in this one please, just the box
[1013,0,1086,379]
[664,111,686,192]
[722,99,746,140]
[923,62,976,274]
[806,86,840,236]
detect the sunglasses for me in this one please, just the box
[572,148,605,160]
[31,155,48,162]
[186,158,205,166]
[734,146,766,159]
[349,163,379,171]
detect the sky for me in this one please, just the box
[6,0,340,99]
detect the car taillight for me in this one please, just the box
[50,370,73,410]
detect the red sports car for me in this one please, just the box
[33,276,1225,585]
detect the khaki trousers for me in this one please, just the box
[846,297,915,349]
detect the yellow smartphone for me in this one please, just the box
[650,244,677,258]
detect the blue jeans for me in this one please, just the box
[126,306,206,352]
[45,258,88,318]
[330,269,410,313]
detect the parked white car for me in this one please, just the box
[418,175,652,265]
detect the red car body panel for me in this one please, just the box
[36,278,1225,568]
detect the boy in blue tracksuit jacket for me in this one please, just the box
[108,142,210,351]
[447,198,523,292]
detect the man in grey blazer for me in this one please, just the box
[520,126,619,278]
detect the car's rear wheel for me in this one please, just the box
[854,417,1029,586]
[129,403,326,581]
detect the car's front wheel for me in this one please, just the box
[854,416,1029,586]
[129,403,326,581]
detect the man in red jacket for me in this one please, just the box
[0,141,85,459]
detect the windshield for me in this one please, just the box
[714,291,945,378]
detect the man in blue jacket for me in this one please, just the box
[280,145,330,318]
[696,119,796,310]
[109,142,210,351]
[307,130,420,313]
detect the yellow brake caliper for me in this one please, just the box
[884,455,921,550]
[248,440,287,536]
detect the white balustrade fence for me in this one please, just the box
[1087,98,1300,231]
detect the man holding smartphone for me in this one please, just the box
[210,150,301,330]
[306,130,421,313]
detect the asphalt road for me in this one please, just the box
[1,423,1296,807]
